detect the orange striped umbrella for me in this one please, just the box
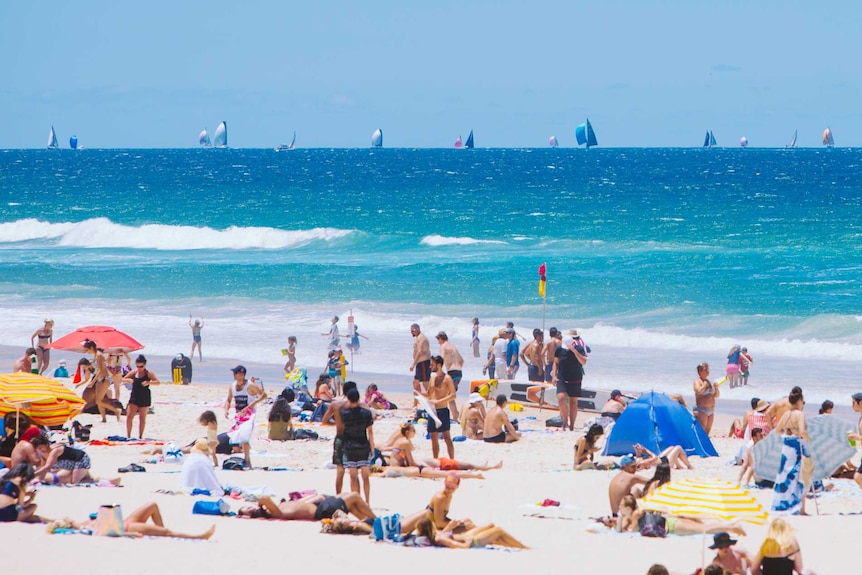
[0,372,85,427]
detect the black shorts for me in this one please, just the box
[527,365,542,382]
[215,433,233,455]
[484,432,506,443]
[556,379,582,398]
[427,408,451,433]
[414,360,431,382]
[448,370,462,390]
[314,496,349,520]
[332,436,344,466]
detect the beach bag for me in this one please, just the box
[192,498,231,516]
[94,504,125,537]
[638,512,667,538]
[373,513,402,542]
[311,402,329,423]
[545,416,564,428]
[294,428,318,440]
[222,456,246,470]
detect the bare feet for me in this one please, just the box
[201,525,216,539]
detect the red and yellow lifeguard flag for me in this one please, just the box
[538,263,547,298]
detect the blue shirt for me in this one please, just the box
[506,339,520,367]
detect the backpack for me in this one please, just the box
[638,512,667,538]
[294,428,319,440]
[222,456,246,470]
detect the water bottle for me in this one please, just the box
[30,353,38,374]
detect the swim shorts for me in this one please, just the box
[414,360,431,382]
[332,436,344,466]
[448,370,462,391]
[483,432,506,444]
[314,496,349,520]
[527,365,542,382]
[427,408,451,433]
[556,379,582,398]
[544,365,553,382]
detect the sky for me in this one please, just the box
[1,1,861,148]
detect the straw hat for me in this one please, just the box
[191,438,211,455]
[754,399,770,412]
[565,329,579,336]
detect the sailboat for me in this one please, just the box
[785,130,798,149]
[464,130,474,149]
[69,135,78,150]
[575,118,598,148]
[549,136,558,148]
[703,130,716,148]
[822,127,834,147]
[740,136,749,148]
[199,128,211,147]
[454,135,462,148]
[371,128,383,148]
[276,132,297,152]
[213,121,228,148]
[47,126,59,149]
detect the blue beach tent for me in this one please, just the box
[602,391,717,458]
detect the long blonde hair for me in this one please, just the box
[759,518,797,556]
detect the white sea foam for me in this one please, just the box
[0,218,353,250]
[420,234,506,247]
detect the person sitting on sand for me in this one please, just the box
[600,390,627,421]
[268,395,295,441]
[237,492,375,522]
[364,383,394,410]
[460,393,486,440]
[386,422,420,467]
[633,443,693,470]
[574,424,614,470]
[145,410,219,466]
[608,454,649,516]
[314,378,334,403]
[710,531,753,575]
[749,517,805,575]
[400,472,467,534]
[11,430,62,482]
[31,436,121,486]
[0,412,31,469]
[415,516,528,549]
[0,463,44,523]
[483,394,521,443]
[179,439,222,493]
[640,462,671,499]
[49,501,215,539]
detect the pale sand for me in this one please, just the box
[2,358,860,574]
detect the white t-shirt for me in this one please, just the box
[493,337,509,365]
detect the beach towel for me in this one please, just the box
[771,435,809,515]
[179,453,222,493]
[227,412,255,444]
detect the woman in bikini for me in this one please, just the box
[48,502,215,539]
[384,424,500,473]
[30,319,54,375]
[633,443,694,470]
[640,462,672,498]
[400,472,469,534]
[78,340,119,423]
[771,387,810,516]
[574,424,613,470]
[106,350,131,401]
[415,516,528,549]
[616,495,746,538]
[749,517,805,575]
[694,362,719,434]
[0,463,43,523]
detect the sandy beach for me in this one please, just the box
[2,346,860,575]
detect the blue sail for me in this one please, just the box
[465,130,474,149]
[709,131,716,147]
[69,135,78,150]
[575,119,598,148]
[703,131,711,147]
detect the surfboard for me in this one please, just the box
[414,393,442,426]
[471,379,633,414]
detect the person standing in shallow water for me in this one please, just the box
[470,317,480,358]
[189,315,204,362]
[30,319,54,375]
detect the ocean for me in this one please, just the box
[1,147,860,403]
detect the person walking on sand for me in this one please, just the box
[189,315,204,362]
[323,381,358,494]
[520,328,545,382]
[78,340,119,423]
[483,394,521,443]
[693,362,719,434]
[121,354,160,439]
[553,332,588,431]
[470,317,480,358]
[30,319,54,375]
[340,387,375,504]
[436,331,464,419]
[223,365,267,469]
[409,323,431,406]
[771,387,810,516]
[323,316,340,351]
[422,356,456,459]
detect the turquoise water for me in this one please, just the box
[1,147,860,400]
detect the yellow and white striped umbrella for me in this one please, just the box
[641,477,768,524]
[0,372,86,427]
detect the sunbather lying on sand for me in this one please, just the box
[237,492,375,522]
[47,502,215,539]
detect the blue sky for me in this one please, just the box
[1,1,860,148]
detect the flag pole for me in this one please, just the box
[538,263,547,332]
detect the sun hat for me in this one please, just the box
[58,359,67,366]
[755,399,770,412]
[566,329,579,336]
[709,532,737,549]
[191,438,211,455]
[469,392,483,404]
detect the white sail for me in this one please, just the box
[549,135,558,148]
[371,128,383,148]
[199,129,211,147]
[288,131,296,150]
[47,126,59,149]
[213,121,228,148]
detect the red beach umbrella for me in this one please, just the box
[46,325,144,354]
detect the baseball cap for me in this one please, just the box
[853,392,862,402]
[620,454,636,468]
[231,365,247,374]
[611,390,622,399]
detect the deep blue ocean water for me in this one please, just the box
[1,148,860,400]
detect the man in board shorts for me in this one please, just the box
[554,332,589,431]
[410,323,431,406]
